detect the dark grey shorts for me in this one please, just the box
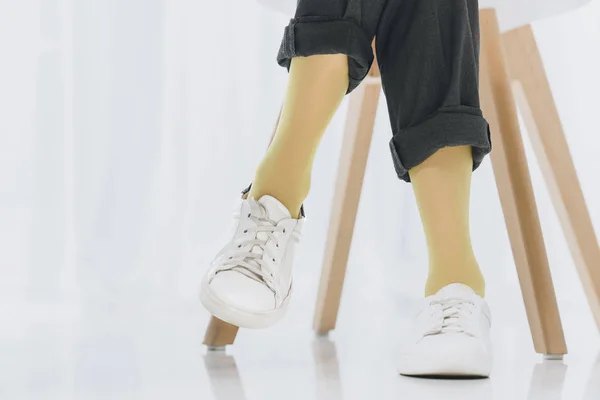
[277,0,491,182]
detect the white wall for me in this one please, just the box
[0,0,598,344]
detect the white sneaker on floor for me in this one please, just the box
[397,283,493,377]
[200,195,303,329]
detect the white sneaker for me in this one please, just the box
[397,283,493,377]
[200,195,303,329]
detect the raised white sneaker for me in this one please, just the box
[397,283,493,377]
[200,195,303,329]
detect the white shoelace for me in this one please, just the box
[215,201,285,293]
[423,298,476,337]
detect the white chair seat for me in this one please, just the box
[258,0,592,32]
[482,0,592,31]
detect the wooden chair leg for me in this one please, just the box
[203,316,239,349]
[479,9,567,356]
[313,74,381,334]
[503,25,600,332]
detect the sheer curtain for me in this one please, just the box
[1,0,599,339]
[0,0,291,305]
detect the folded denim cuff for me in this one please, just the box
[277,17,374,94]
[389,106,492,182]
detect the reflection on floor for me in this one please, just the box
[202,337,599,400]
[1,298,599,400]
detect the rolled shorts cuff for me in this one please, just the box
[389,106,492,182]
[277,17,374,94]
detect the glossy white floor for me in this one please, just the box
[3,264,600,400]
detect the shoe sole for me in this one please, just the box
[200,278,290,329]
[398,354,492,378]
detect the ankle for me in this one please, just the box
[425,260,485,298]
[247,188,302,219]
[425,279,486,298]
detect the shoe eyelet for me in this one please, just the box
[272,258,276,262]
[276,244,279,248]
[237,245,241,248]
[243,230,248,233]
[283,228,286,233]
[247,213,251,218]
[229,257,233,259]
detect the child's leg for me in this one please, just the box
[249,55,348,218]
[376,0,491,297]
[249,0,387,216]
[201,0,388,329]
[410,145,485,297]
[377,0,493,376]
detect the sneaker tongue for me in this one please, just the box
[257,195,292,223]
[434,283,476,300]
